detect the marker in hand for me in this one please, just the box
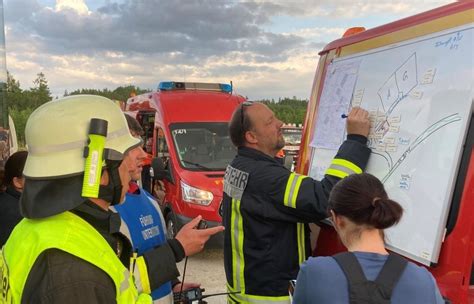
[341,114,348,119]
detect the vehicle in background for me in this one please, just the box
[126,81,246,239]
[281,123,302,165]
[0,116,18,167]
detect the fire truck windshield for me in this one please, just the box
[170,122,236,171]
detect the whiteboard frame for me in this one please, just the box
[308,24,474,266]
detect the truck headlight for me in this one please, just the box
[181,181,213,206]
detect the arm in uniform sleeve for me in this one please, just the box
[267,135,370,222]
[134,238,185,292]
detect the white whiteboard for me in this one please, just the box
[309,24,474,266]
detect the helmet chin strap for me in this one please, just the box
[98,159,123,205]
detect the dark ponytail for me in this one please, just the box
[328,173,403,230]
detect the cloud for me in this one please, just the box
[3,0,454,101]
[5,0,302,61]
[4,0,41,22]
[254,0,452,18]
[56,0,90,15]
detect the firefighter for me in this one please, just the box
[222,101,371,303]
[114,114,220,302]
[0,95,152,303]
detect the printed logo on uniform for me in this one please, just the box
[139,214,160,240]
[223,165,249,200]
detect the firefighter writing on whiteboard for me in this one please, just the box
[222,102,371,303]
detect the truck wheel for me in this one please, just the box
[165,212,178,239]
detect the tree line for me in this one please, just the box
[259,98,308,125]
[5,72,308,145]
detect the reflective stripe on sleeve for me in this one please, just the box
[325,158,362,178]
[283,173,308,208]
[297,223,306,265]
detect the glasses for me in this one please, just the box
[240,101,254,132]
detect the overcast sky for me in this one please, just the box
[3,0,452,101]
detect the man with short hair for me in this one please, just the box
[115,114,217,302]
[223,102,371,303]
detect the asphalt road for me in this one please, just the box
[176,246,227,304]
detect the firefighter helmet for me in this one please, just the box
[23,95,140,178]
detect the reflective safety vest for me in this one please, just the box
[114,189,172,303]
[0,211,151,304]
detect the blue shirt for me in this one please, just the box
[293,252,444,304]
[114,188,172,301]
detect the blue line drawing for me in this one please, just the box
[375,53,418,135]
[366,53,462,181]
[381,113,461,183]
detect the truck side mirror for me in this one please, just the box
[150,157,169,180]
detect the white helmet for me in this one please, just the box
[24,95,140,178]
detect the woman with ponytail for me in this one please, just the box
[293,173,444,304]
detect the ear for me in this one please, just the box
[330,210,337,224]
[331,211,346,231]
[244,130,258,144]
[100,170,110,186]
[12,176,24,191]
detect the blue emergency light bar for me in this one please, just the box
[158,81,232,94]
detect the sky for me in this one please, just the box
[2,0,453,101]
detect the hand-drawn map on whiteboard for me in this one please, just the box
[309,25,473,266]
[310,60,360,150]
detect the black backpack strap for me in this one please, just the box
[333,252,367,284]
[374,254,408,298]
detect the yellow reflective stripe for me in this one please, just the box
[228,284,290,304]
[120,269,131,293]
[297,223,306,264]
[326,159,362,178]
[283,174,295,207]
[228,294,239,303]
[129,253,151,295]
[332,159,362,174]
[284,173,308,208]
[136,257,151,294]
[231,199,245,293]
[231,198,238,290]
[291,175,306,208]
[325,168,349,178]
[238,200,245,293]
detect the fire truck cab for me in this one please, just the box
[125,81,246,239]
[281,123,303,163]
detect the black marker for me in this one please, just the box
[341,114,348,119]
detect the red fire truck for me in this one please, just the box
[125,81,245,239]
[297,2,473,303]
[281,123,303,163]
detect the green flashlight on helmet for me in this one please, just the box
[82,118,108,198]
